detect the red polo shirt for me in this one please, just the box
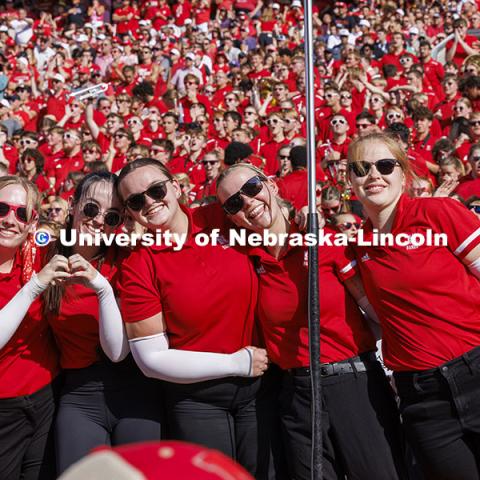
[353,194,480,372]
[0,253,58,397]
[250,226,375,369]
[48,250,121,370]
[118,205,258,353]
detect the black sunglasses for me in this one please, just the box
[338,222,361,230]
[222,175,264,215]
[83,202,122,227]
[349,158,401,177]
[125,180,171,211]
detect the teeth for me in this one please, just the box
[248,205,263,219]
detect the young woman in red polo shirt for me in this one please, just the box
[115,158,283,480]
[347,132,480,480]
[43,172,163,474]
[0,176,70,480]
[215,163,407,480]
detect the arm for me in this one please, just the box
[446,37,458,63]
[69,254,129,362]
[125,314,268,383]
[344,274,382,341]
[85,102,100,139]
[463,244,480,280]
[0,255,70,350]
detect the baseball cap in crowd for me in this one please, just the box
[0,25,8,32]
[186,52,195,61]
[84,23,93,30]
[58,442,253,480]
[291,0,302,7]
[17,57,29,66]
[339,29,350,37]
[76,34,89,42]
[272,3,281,9]
[170,48,181,57]
[335,2,347,8]
[396,8,405,16]
[359,19,370,27]
[409,27,419,35]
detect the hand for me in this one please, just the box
[245,346,269,376]
[433,178,459,197]
[37,254,70,285]
[68,254,98,284]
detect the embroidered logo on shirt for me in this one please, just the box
[361,253,371,262]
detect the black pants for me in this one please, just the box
[0,382,56,480]
[163,366,287,480]
[280,363,408,480]
[395,346,480,480]
[55,357,164,474]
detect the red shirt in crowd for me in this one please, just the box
[249,225,375,369]
[48,250,121,369]
[0,252,58,397]
[354,195,480,371]
[118,205,259,353]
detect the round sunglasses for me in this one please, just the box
[222,175,264,215]
[83,202,122,227]
[348,159,401,178]
[125,180,171,212]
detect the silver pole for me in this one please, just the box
[302,0,322,478]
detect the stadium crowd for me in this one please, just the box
[0,0,480,479]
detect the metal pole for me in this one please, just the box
[302,0,322,478]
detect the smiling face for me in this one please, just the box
[348,139,405,215]
[216,166,280,233]
[118,165,181,231]
[71,180,121,238]
[0,184,36,251]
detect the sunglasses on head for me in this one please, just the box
[471,121,480,127]
[349,158,401,177]
[83,202,122,227]
[0,202,34,223]
[331,118,346,126]
[125,180,171,211]
[470,205,480,214]
[222,175,264,215]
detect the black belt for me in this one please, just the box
[287,352,378,377]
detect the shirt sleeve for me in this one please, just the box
[426,198,480,260]
[330,243,358,283]
[117,248,163,323]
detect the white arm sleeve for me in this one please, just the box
[468,257,480,280]
[0,274,47,350]
[88,272,129,363]
[129,333,254,384]
[358,296,382,341]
